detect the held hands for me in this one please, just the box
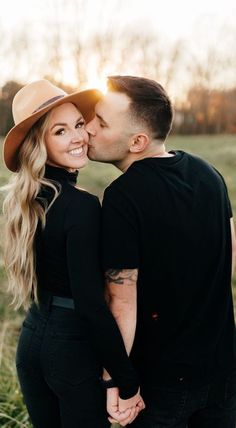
[107,387,145,426]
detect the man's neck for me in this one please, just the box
[115,144,174,173]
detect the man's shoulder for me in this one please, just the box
[185,152,224,177]
[105,164,145,200]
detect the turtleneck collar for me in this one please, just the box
[44,164,78,186]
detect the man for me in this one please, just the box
[86,75,236,427]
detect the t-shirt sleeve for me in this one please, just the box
[64,193,139,399]
[102,184,140,270]
[214,168,233,218]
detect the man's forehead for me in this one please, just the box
[97,91,130,113]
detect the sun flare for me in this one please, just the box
[84,76,108,94]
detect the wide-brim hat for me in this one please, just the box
[3,79,102,172]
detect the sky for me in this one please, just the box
[1,0,235,38]
[0,0,236,96]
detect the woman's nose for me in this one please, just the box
[71,128,87,143]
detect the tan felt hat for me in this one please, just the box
[3,79,102,171]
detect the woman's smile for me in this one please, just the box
[68,146,86,157]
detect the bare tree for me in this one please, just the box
[163,40,184,90]
[2,26,33,83]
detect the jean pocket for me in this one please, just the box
[49,336,101,387]
[16,322,36,369]
[22,320,36,331]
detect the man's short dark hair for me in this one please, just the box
[107,75,173,141]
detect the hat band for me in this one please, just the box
[33,95,65,113]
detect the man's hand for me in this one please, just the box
[107,387,145,426]
[119,389,145,413]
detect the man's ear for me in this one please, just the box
[129,133,149,153]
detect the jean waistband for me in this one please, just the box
[52,295,75,309]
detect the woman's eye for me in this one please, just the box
[76,121,85,129]
[55,128,65,135]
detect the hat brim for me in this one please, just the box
[3,88,102,172]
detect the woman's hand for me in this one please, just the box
[107,387,145,426]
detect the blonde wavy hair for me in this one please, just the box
[2,112,60,310]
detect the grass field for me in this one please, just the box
[0,134,236,427]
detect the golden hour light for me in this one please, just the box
[84,76,108,94]
[1,1,236,427]
[0,0,235,101]
[0,0,235,132]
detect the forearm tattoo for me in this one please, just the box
[105,269,138,286]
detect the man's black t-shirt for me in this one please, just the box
[102,151,236,384]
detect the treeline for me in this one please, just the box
[1,0,236,136]
[1,80,235,136]
[175,87,236,134]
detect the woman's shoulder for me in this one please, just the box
[65,183,101,210]
[62,185,101,229]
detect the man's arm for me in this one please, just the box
[230,218,236,278]
[105,268,138,355]
[104,267,145,419]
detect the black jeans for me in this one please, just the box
[130,372,236,428]
[16,301,110,428]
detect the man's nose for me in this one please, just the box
[85,120,95,136]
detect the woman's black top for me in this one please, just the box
[35,164,138,399]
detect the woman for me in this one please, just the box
[2,80,144,427]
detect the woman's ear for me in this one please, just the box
[129,133,149,153]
